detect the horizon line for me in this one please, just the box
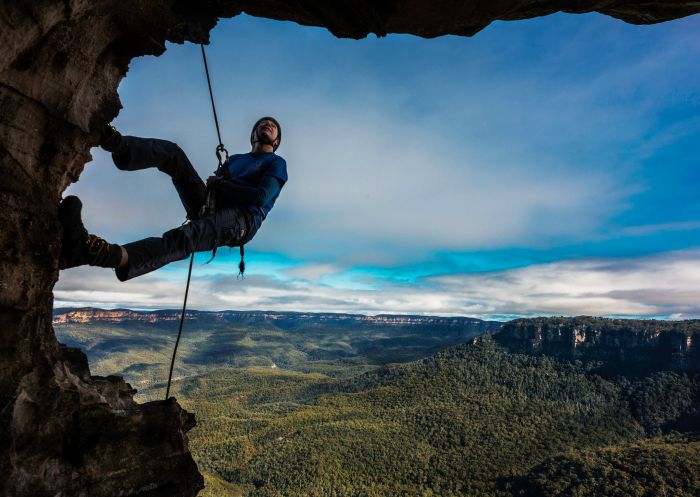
[52,306,696,323]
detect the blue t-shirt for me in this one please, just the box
[224,152,288,217]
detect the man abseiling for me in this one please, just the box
[59,117,287,280]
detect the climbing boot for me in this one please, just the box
[58,196,123,270]
[99,123,126,153]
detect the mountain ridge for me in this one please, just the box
[52,307,501,327]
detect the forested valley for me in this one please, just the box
[54,310,700,497]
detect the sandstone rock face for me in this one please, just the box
[495,317,700,375]
[1,1,699,496]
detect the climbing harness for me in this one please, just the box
[165,43,238,400]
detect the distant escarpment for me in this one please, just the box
[53,307,498,330]
[494,317,700,375]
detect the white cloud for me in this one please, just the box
[284,262,341,280]
[53,249,700,320]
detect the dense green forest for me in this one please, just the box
[55,314,700,496]
[137,337,699,497]
[515,434,700,497]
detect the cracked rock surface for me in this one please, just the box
[1,1,698,496]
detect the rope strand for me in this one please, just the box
[165,252,195,400]
[200,44,224,150]
[164,44,227,401]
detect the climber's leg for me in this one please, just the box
[100,127,206,220]
[115,207,257,281]
[58,196,124,270]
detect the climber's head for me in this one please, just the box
[251,117,281,153]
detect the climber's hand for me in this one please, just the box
[206,175,223,188]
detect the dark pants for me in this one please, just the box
[112,137,259,281]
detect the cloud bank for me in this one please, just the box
[54,249,700,320]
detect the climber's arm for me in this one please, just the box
[208,175,283,208]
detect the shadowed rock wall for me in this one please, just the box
[1,1,699,495]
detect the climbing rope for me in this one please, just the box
[164,43,227,400]
[200,44,228,169]
[165,251,195,399]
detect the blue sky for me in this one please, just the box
[54,12,700,319]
